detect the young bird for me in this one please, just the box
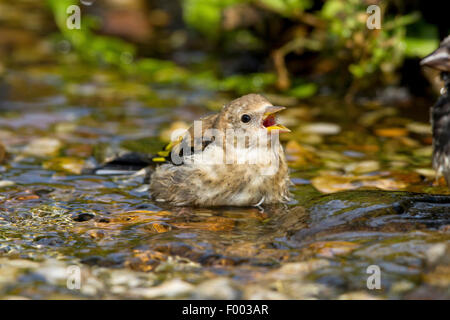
[421,35,450,185]
[149,94,292,206]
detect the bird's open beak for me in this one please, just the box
[421,46,450,72]
[262,106,290,132]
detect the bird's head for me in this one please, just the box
[421,35,450,72]
[216,94,290,138]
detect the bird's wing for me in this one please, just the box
[151,113,219,165]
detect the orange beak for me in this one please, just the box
[262,106,290,133]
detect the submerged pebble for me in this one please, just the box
[73,213,95,222]
[22,138,62,157]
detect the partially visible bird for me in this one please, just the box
[149,94,292,206]
[421,36,450,186]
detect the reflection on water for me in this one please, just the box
[0,67,449,299]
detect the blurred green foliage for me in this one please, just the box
[259,0,313,16]
[48,0,136,67]
[47,0,276,94]
[183,0,241,38]
[182,0,441,96]
[46,0,443,98]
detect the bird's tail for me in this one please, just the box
[86,152,153,176]
[85,140,180,176]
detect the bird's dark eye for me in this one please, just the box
[241,114,251,123]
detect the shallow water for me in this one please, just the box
[0,65,449,299]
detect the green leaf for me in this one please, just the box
[182,0,242,37]
[258,0,313,17]
[219,73,276,93]
[288,82,317,98]
[404,37,440,58]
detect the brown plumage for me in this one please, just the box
[149,94,292,206]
